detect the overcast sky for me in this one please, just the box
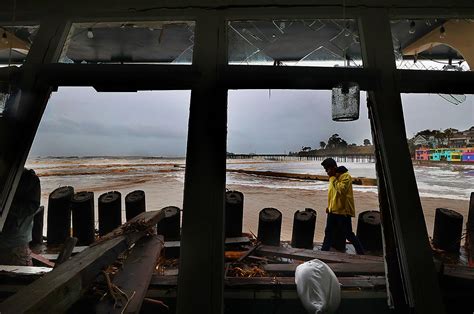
[29,87,474,157]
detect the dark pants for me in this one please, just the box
[321,213,365,255]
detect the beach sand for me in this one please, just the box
[37,173,470,243]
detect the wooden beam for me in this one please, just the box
[222,65,376,91]
[95,235,164,314]
[467,192,474,267]
[0,210,163,313]
[153,275,386,290]
[0,235,139,313]
[359,8,445,314]
[35,63,198,91]
[368,96,407,310]
[177,12,227,314]
[0,18,70,231]
[263,262,385,276]
[256,245,383,263]
[403,20,474,69]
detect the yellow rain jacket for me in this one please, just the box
[327,172,355,217]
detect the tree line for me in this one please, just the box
[300,134,371,152]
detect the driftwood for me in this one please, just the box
[255,245,383,264]
[96,235,164,314]
[227,169,377,186]
[0,210,164,314]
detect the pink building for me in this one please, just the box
[415,149,429,160]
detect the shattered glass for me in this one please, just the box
[228,19,362,67]
[0,25,39,65]
[59,21,195,64]
[390,19,472,71]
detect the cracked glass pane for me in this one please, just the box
[228,19,362,67]
[0,25,39,65]
[391,19,472,71]
[59,21,195,64]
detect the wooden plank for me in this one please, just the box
[151,275,386,290]
[238,243,261,262]
[227,169,376,186]
[263,262,385,276]
[55,237,78,266]
[256,245,383,263]
[41,246,88,261]
[0,210,163,313]
[164,236,250,248]
[0,236,132,313]
[96,235,164,314]
[93,210,165,246]
[30,252,55,268]
[0,265,52,276]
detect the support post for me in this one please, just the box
[359,9,444,313]
[177,12,227,314]
[0,18,70,230]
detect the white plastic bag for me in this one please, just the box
[295,259,341,314]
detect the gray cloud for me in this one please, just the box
[29,87,473,157]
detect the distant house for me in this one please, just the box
[449,126,474,147]
[413,135,429,147]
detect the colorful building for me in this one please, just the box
[415,147,474,162]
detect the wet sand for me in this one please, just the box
[39,175,469,243]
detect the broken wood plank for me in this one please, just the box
[256,245,383,264]
[164,236,250,248]
[0,210,164,314]
[41,246,87,261]
[31,252,55,268]
[96,235,164,314]
[93,210,165,246]
[263,262,385,276]
[55,236,78,266]
[238,243,261,262]
[0,265,52,276]
[149,275,386,290]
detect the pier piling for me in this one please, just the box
[71,191,95,245]
[157,206,181,241]
[47,186,74,245]
[433,208,463,253]
[98,191,122,236]
[291,208,316,249]
[356,210,383,251]
[225,190,244,238]
[257,208,282,246]
[125,190,146,221]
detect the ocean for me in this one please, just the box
[26,156,474,206]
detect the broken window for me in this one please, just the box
[391,19,473,71]
[228,19,362,67]
[59,21,195,64]
[0,25,39,65]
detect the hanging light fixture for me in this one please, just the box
[332,82,360,121]
[439,25,446,39]
[87,28,94,39]
[409,20,416,34]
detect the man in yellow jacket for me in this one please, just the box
[320,158,364,254]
